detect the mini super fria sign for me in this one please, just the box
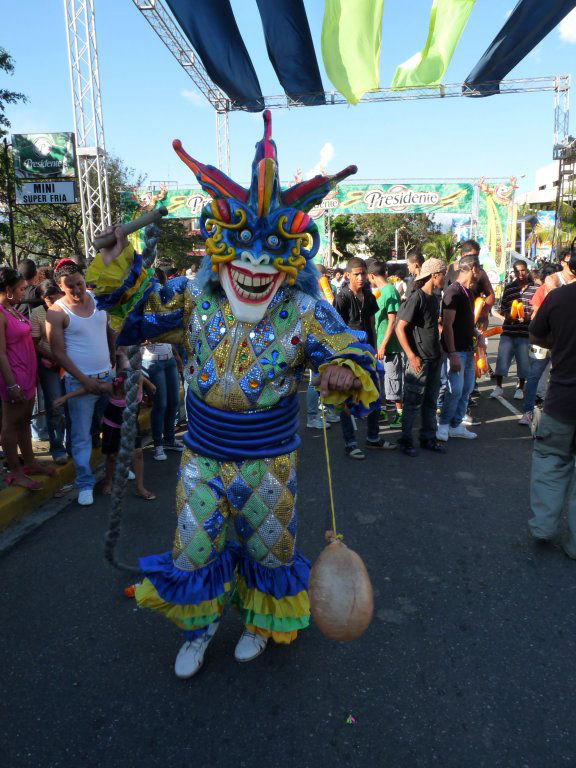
[12,133,77,180]
[15,181,76,205]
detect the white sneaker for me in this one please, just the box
[154,446,167,461]
[513,388,524,400]
[325,411,341,423]
[518,412,532,427]
[306,416,331,429]
[127,470,136,481]
[164,439,185,451]
[174,621,219,679]
[448,424,477,439]
[78,489,94,506]
[490,386,504,398]
[234,630,268,662]
[436,424,449,442]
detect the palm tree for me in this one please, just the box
[422,233,460,263]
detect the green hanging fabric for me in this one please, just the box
[391,0,476,90]
[321,0,385,105]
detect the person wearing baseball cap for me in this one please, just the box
[395,258,447,457]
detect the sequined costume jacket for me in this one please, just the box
[87,248,381,459]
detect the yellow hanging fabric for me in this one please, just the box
[391,0,476,90]
[321,0,385,105]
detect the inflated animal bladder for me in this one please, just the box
[309,533,373,642]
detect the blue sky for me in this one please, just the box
[3,1,576,194]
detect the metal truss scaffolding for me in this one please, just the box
[64,0,111,261]
[553,137,576,249]
[64,0,570,261]
[132,0,231,173]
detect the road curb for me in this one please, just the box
[0,406,155,533]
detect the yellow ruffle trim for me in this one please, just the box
[245,624,299,645]
[234,575,310,619]
[317,357,379,410]
[134,578,231,630]
[85,244,137,295]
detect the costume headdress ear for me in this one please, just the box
[172,139,248,203]
[247,109,281,217]
[282,164,358,213]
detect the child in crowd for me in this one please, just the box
[54,349,156,500]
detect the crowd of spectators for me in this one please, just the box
[0,256,193,504]
[0,243,574,560]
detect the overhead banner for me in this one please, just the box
[123,182,474,220]
[12,132,76,180]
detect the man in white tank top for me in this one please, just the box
[47,259,115,506]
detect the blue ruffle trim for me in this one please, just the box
[331,341,383,418]
[139,545,240,605]
[236,550,310,599]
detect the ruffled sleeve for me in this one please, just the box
[85,245,192,348]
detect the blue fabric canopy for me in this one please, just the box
[464,0,576,95]
[255,0,325,106]
[165,0,264,111]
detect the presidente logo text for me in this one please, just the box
[363,185,440,212]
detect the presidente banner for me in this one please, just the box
[12,132,77,180]
[123,182,474,221]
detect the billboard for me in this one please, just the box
[12,132,76,180]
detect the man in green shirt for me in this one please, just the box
[368,261,403,427]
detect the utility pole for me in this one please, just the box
[2,139,17,267]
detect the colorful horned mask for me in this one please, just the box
[173,110,357,323]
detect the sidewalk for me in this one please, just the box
[0,402,165,532]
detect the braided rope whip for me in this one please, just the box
[105,223,161,572]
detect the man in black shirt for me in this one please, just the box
[528,259,576,556]
[334,257,395,458]
[396,258,446,457]
[490,259,536,400]
[436,255,483,442]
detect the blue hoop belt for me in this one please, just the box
[184,392,301,461]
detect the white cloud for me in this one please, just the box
[305,142,335,179]
[181,89,206,107]
[559,8,576,43]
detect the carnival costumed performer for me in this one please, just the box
[86,111,381,679]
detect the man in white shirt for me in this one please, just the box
[47,259,116,506]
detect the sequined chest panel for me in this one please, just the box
[186,286,311,412]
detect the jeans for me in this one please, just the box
[439,350,476,428]
[529,412,576,554]
[340,408,380,446]
[495,334,530,380]
[143,357,180,447]
[65,373,113,490]
[37,364,66,459]
[401,357,442,446]
[31,386,49,441]
[523,355,549,414]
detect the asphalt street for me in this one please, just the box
[1,372,576,768]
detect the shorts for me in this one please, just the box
[383,352,403,402]
[101,404,142,455]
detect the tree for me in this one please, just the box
[331,212,439,261]
[0,153,145,263]
[423,232,460,263]
[0,48,26,139]
[155,218,200,270]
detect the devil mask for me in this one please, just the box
[173,111,356,323]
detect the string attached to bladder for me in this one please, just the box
[320,400,343,542]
